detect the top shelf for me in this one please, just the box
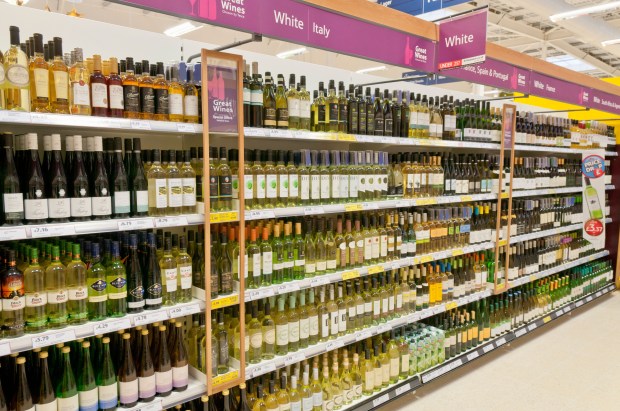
[0,111,616,156]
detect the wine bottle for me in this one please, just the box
[1,132,24,226]
[36,351,56,411]
[77,342,98,411]
[91,136,112,220]
[170,322,189,391]
[92,336,116,410]
[137,329,156,402]
[111,137,130,218]
[147,149,167,216]
[177,234,193,303]
[56,346,79,411]
[126,234,145,313]
[130,138,149,217]
[106,241,127,317]
[24,247,46,332]
[86,242,107,321]
[154,325,173,397]
[23,133,48,224]
[66,243,88,324]
[70,136,92,221]
[118,333,138,408]
[160,237,177,306]
[11,357,34,411]
[144,232,163,310]
[45,245,68,328]
[46,133,70,223]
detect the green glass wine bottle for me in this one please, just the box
[36,351,56,411]
[106,241,127,317]
[45,245,68,328]
[11,357,33,411]
[77,341,98,411]
[24,248,46,332]
[86,243,107,321]
[56,346,79,411]
[67,243,88,324]
[96,337,117,411]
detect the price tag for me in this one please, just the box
[460,195,473,202]
[586,296,593,302]
[269,129,288,138]
[338,133,356,141]
[30,113,49,123]
[422,370,439,383]
[355,330,372,341]
[210,211,239,224]
[344,203,363,212]
[445,302,458,310]
[500,192,509,199]
[168,303,201,318]
[451,359,463,368]
[139,400,163,411]
[93,318,132,335]
[362,202,379,210]
[0,227,27,240]
[514,328,527,338]
[284,352,306,366]
[556,308,564,317]
[211,294,239,310]
[304,206,324,215]
[248,362,276,378]
[575,300,583,307]
[482,344,494,354]
[451,249,464,257]
[414,198,437,206]
[177,123,195,133]
[395,200,410,208]
[213,369,240,386]
[0,342,11,356]
[247,210,276,220]
[325,340,344,352]
[133,309,169,326]
[130,120,151,130]
[497,239,507,247]
[244,127,264,137]
[433,305,446,314]
[118,218,154,231]
[293,130,309,139]
[564,306,572,314]
[31,224,76,238]
[420,255,433,264]
[0,110,31,122]
[377,324,391,334]
[542,316,550,324]
[277,283,300,294]
[155,216,189,228]
[373,394,389,408]
[32,330,76,349]
[495,337,507,347]
[467,351,479,361]
[342,270,360,281]
[527,323,537,331]
[309,277,330,287]
[395,383,411,396]
[368,266,384,275]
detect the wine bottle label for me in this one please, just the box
[287,97,301,118]
[305,263,315,274]
[279,174,289,198]
[331,175,340,198]
[72,83,91,106]
[179,265,192,290]
[243,175,254,200]
[243,87,251,104]
[118,380,139,405]
[109,84,123,109]
[289,321,300,343]
[25,198,49,220]
[138,375,156,399]
[0,65,4,84]
[264,328,276,344]
[320,175,330,199]
[277,108,289,127]
[47,198,71,219]
[316,261,326,272]
[250,331,262,349]
[309,315,319,337]
[310,175,320,200]
[182,178,197,207]
[3,193,24,218]
[169,94,183,115]
[291,400,302,411]
[91,196,112,216]
[155,370,173,394]
[57,394,79,411]
[218,174,233,199]
[36,399,57,411]
[34,68,49,98]
[299,317,309,339]
[68,286,87,301]
[47,289,68,304]
[167,178,183,207]
[164,268,177,292]
[255,175,266,199]
[6,64,28,87]
[184,95,199,117]
[172,365,188,388]
[302,396,313,411]
[113,191,130,214]
[251,89,263,105]
[70,197,92,217]
[266,174,277,199]
[262,251,273,275]
[108,277,127,298]
[298,175,309,200]
[149,178,168,209]
[330,311,339,335]
[140,86,155,114]
[276,323,289,346]
[26,291,47,307]
[98,384,118,409]
[155,89,169,114]
[78,387,99,411]
[2,291,25,310]
[340,174,349,198]
[92,83,108,108]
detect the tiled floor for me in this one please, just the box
[380,290,620,411]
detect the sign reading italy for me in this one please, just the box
[437,8,487,70]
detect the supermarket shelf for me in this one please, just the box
[506,250,610,290]
[340,282,616,411]
[244,242,495,302]
[0,300,204,355]
[508,223,582,244]
[192,286,240,310]
[0,111,202,135]
[245,288,493,379]
[125,375,207,411]
[0,214,205,240]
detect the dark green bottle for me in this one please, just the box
[77,342,98,411]
[56,346,79,411]
[96,337,117,411]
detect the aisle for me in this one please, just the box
[381,291,620,411]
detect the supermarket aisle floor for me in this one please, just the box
[381,291,620,411]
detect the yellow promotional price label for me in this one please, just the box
[420,255,433,264]
[210,211,238,224]
[451,249,464,257]
[415,198,438,206]
[412,257,420,265]
[543,316,551,324]
[368,266,384,275]
[342,270,360,281]
[338,133,356,141]
[445,302,458,310]
[345,204,363,212]
[498,239,507,247]
[500,192,509,199]
[211,294,239,310]
[460,195,473,202]
[213,369,239,387]
[529,275,537,283]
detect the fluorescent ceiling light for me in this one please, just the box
[546,55,597,73]
[550,1,620,22]
[276,47,307,59]
[602,38,620,47]
[356,65,387,74]
[164,22,201,37]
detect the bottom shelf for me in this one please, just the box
[344,282,616,411]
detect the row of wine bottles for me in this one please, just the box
[0,319,188,411]
[0,228,198,338]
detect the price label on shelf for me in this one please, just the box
[395,383,411,396]
[284,352,306,366]
[414,198,437,206]
[0,227,27,240]
[542,316,551,324]
[377,324,391,335]
[445,302,458,310]
[0,342,11,356]
[268,129,288,138]
[140,400,163,411]
[575,300,583,308]
[93,318,132,335]
[31,224,76,238]
[355,330,372,341]
[304,206,324,215]
[118,218,154,231]
[341,270,360,281]
[325,340,344,352]
[482,344,494,354]
[248,363,276,378]
[177,123,195,133]
[527,323,537,332]
[514,328,527,338]
[467,351,479,361]
[362,202,378,210]
[451,359,463,369]
[32,330,76,349]
[420,255,434,264]
[500,192,509,199]
[133,309,169,326]
[211,294,239,310]
[247,210,276,220]
[155,216,189,228]
[373,394,389,408]
[168,303,201,318]
[213,369,240,387]
[495,337,507,347]
[309,277,330,287]
[344,203,363,212]
[586,296,593,302]
[367,266,384,275]
[337,133,356,141]
[210,211,239,223]
[556,308,564,317]
[0,110,31,122]
[451,249,464,257]
[277,283,300,294]
[130,120,151,130]
[460,195,473,202]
